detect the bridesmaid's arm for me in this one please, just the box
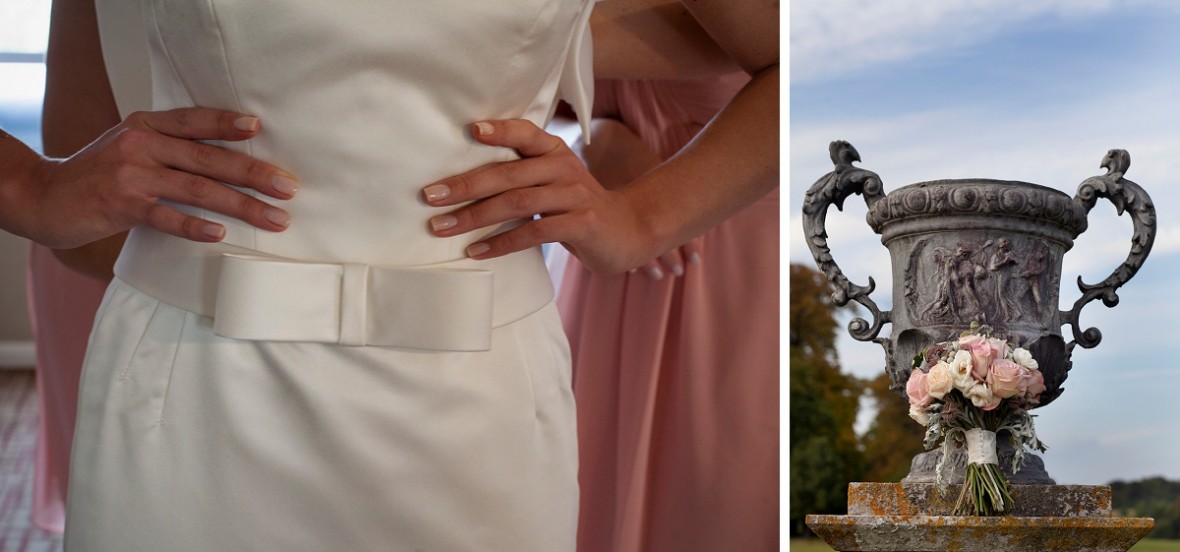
[42,0,127,279]
[568,117,703,279]
[589,0,740,79]
[421,0,778,273]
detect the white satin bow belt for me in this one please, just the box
[113,228,553,351]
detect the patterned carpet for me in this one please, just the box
[0,371,64,552]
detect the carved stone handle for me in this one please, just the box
[1061,149,1156,352]
[801,141,890,342]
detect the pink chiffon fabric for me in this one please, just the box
[561,76,780,552]
[25,244,109,533]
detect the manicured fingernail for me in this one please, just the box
[474,122,494,137]
[203,223,226,240]
[271,173,299,197]
[671,264,684,277]
[467,242,490,257]
[235,116,260,132]
[430,215,457,232]
[647,266,664,280]
[423,184,451,202]
[689,252,702,265]
[265,208,290,228]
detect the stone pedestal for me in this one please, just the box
[806,483,1153,552]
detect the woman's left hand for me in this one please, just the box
[421,119,665,274]
[635,237,703,280]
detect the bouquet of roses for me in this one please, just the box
[906,323,1048,515]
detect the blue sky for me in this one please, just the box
[789,0,1180,485]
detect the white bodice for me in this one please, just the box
[125,0,593,265]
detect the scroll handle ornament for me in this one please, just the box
[1061,149,1157,353]
[801,140,890,343]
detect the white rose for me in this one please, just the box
[965,382,1002,411]
[950,349,976,391]
[925,361,955,399]
[909,404,931,425]
[1012,348,1039,371]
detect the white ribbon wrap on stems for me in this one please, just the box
[966,428,999,465]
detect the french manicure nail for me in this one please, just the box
[430,215,458,232]
[671,264,684,277]
[647,266,664,280]
[423,184,451,202]
[689,252,702,265]
[474,122,494,136]
[234,116,260,132]
[271,174,299,197]
[265,208,290,228]
[203,223,226,240]
[467,242,490,257]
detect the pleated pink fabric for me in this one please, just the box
[562,75,780,552]
[24,244,109,533]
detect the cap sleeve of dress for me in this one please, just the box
[95,0,153,117]
[557,0,603,143]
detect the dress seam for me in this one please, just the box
[204,0,258,250]
[155,312,188,427]
[119,300,162,382]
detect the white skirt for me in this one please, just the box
[65,278,578,551]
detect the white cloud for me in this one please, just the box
[789,0,1170,84]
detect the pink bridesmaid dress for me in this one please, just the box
[25,244,109,533]
[561,75,780,552]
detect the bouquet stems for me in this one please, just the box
[955,462,1014,515]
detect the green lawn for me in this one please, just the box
[1133,540,1180,552]
[789,538,1180,551]
[788,539,833,552]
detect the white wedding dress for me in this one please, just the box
[67,1,596,550]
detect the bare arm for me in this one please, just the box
[619,0,779,259]
[421,0,779,272]
[590,0,739,79]
[0,0,302,251]
[42,0,126,279]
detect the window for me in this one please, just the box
[0,0,53,152]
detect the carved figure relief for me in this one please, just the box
[910,237,1051,326]
[989,238,1022,320]
[1019,242,1049,314]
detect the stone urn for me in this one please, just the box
[802,140,1158,550]
[802,141,1155,411]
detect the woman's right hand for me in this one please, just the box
[4,107,298,248]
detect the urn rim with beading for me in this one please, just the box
[866,178,1090,238]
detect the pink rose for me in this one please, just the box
[987,359,1025,399]
[958,335,996,381]
[958,334,987,349]
[987,337,1010,360]
[1024,369,1047,401]
[907,369,932,407]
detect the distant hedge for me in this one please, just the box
[1110,477,1180,539]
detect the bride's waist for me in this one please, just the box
[113,226,552,351]
[177,198,522,266]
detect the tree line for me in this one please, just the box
[789,263,925,536]
[1111,477,1180,539]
